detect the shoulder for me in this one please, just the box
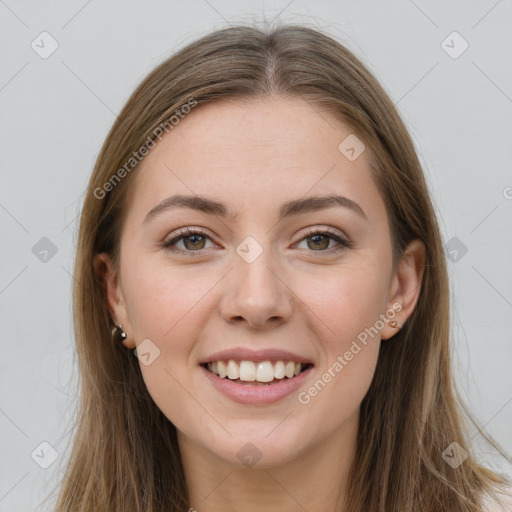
[481,485,512,512]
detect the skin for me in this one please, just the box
[94,96,425,512]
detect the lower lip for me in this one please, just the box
[200,365,313,405]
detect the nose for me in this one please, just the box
[219,247,294,330]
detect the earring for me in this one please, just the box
[389,320,401,329]
[111,324,127,344]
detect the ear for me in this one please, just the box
[93,252,136,349]
[381,238,426,340]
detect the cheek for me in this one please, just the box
[297,260,390,347]
[291,262,388,404]
[122,254,216,348]
[294,277,383,429]
[121,258,217,431]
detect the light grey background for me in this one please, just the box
[1,1,511,510]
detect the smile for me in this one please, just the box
[200,359,314,404]
[203,360,312,385]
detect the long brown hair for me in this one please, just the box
[48,22,510,511]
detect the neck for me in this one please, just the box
[178,411,359,512]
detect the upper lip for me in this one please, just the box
[199,347,314,365]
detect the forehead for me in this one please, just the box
[124,96,384,226]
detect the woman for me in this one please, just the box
[49,23,511,511]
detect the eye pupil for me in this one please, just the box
[308,234,329,250]
[184,235,205,250]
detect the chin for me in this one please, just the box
[206,427,307,469]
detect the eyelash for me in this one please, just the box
[161,227,353,255]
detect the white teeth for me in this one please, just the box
[239,361,256,381]
[226,360,239,380]
[206,359,309,383]
[274,360,286,379]
[256,361,274,382]
[285,361,295,378]
[217,360,227,378]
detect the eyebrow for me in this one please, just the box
[143,193,368,225]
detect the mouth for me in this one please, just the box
[201,360,314,386]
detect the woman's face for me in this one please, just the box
[97,96,423,468]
